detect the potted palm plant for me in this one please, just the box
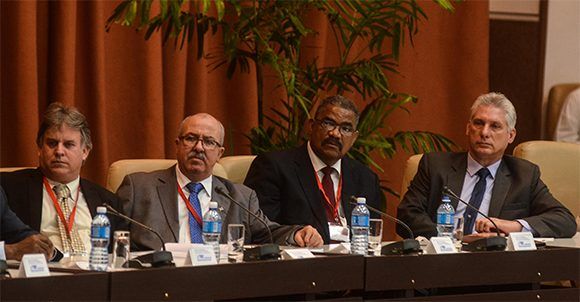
[107,0,459,198]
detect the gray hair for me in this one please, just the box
[470,92,517,131]
[314,95,361,127]
[36,102,93,150]
[179,113,225,145]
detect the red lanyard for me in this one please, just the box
[177,185,203,226]
[43,177,80,236]
[314,169,343,220]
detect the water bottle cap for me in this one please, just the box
[209,201,218,209]
[442,195,451,202]
[96,206,107,214]
[356,197,366,204]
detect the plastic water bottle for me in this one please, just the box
[203,201,222,259]
[436,195,455,238]
[89,206,110,271]
[351,197,370,255]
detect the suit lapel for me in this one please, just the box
[80,179,99,217]
[488,160,511,217]
[30,169,45,231]
[340,158,356,222]
[294,145,328,235]
[211,177,231,239]
[156,167,179,242]
[446,153,468,209]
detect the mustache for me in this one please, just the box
[322,137,343,149]
[188,151,206,160]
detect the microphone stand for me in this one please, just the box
[104,204,174,268]
[349,197,421,255]
[442,187,507,252]
[215,187,280,261]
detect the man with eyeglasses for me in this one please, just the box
[245,96,382,244]
[117,113,323,251]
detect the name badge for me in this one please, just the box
[425,237,457,254]
[507,232,536,251]
[184,245,218,266]
[281,248,315,260]
[329,223,349,242]
[17,254,50,278]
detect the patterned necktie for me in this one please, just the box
[53,184,85,255]
[321,166,337,222]
[186,182,204,243]
[463,168,491,235]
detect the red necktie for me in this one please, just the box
[321,166,337,222]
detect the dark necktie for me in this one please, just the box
[186,182,204,243]
[321,166,337,222]
[463,168,491,235]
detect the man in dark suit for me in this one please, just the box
[1,103,125,256]
[1,186,54,260]
[397,92,577,239]
[117,113,323,251]
[244,96,382,244]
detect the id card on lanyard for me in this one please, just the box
[314,169,350,242]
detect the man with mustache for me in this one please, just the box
[245,96,382,244]
[1,102,125,257]
[397,92,576,239]
[116,113,323,250]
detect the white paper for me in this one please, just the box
[281,248,316,260]
[18,254,50,278]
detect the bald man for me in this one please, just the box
[117,113,322,251]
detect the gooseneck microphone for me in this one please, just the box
[103,204,174,267]
[215,187,280,261]
[349,197,421,255]
[441,187,507,251]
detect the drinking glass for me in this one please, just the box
[227,224,245,263]
[112,231,130,269]
[453,216,464,243]
[368,219,383,256]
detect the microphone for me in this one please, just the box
[349,197,421,255]
[103,204,174,268]
[441,187,507,252]
[214,187,280,261]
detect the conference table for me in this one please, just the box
[2,244,579,301]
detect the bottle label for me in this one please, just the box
[437,213,452,225]
[351,215,369,227]
[91,226,110,239]
[203,221,222,233]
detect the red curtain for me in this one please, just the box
[1,1,488,239]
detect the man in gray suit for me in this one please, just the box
[117,113,323,251]
[397,92,576,240]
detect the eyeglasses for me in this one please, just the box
[179,134,222,150]
[314,119,356,136]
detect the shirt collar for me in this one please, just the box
[466,153,501,179]
[45,176,81,193]
[175,165,213,197]
[307,141,342,175]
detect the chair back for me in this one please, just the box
[0,167,34,173]
[400,154,423,201]
[218,155,256,184]
[513,141,580,225]
[106,159,227,192]
[546,83,580,139]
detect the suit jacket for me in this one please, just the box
[244,144,383,244]
[1,186,36,244]
[396,152,577,238]
[0,169,127,242]
[116,166,301,251]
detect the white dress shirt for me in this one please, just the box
[41,177,92,252]
[175,166,213,243]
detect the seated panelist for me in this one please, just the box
[1,186,54,260]
[397,92,577,240]
[116,113,323,251]
[0,102,126,256]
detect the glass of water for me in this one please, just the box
[112,231,130,269]
[368,219,383,256]
[227,224,245,263]
[453,216,464,243]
